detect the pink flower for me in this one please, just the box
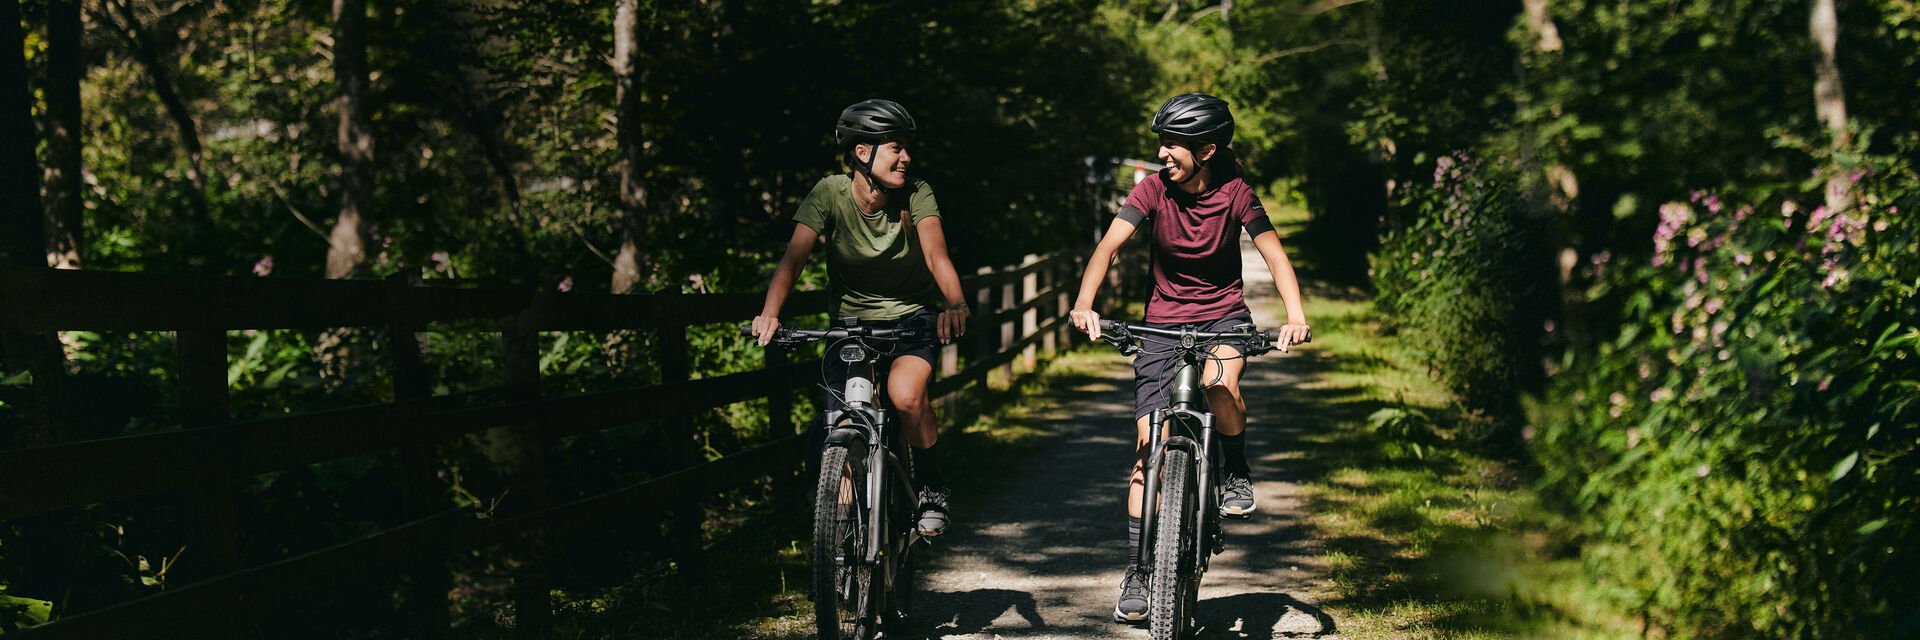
[1696,464,1710,478]
[1627,428,1641,450]
[252,256,274,277]
[557,277,574,292]
[430,251,451,273]
[1809,206,1832,229]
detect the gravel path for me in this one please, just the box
[906,238,1342,639]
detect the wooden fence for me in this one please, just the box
[0,250,1096,638]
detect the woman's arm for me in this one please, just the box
[751,224,821,345]
[1069,217,1140,341]
[916,216,971,343]
[1250,230,1311,350]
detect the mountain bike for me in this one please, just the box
[749,319,934,640]
[1095,319,1300,640]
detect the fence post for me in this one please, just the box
[971,267,994,393]
[1040,256,1058,359]
[998,263,1016,384]
[767,342,806,507]
[1021,254,1039,371]
[388,274,448,639]
[175,329,241,581]
[503,312,553,637]
[1057,256,1077,351]
[659,291,705,577]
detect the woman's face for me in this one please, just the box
[858,139,912,189]
[1157,135,1213,182]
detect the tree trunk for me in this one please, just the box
[1,0,43,268]
[106,0,209,238]
[329,0,374,279]
[1809,0,1852,214]
[1,0,69,449]
[703,0,741,242]
[44,0,83,269]
[611,0,647,294]
[1522,0,1562,53]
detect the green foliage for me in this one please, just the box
[1370,153,1552,432]
[1532,158,1920,636]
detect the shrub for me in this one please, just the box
[1371,152,1554,435]
[1532,158,1920,637]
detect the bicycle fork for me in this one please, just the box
[1138,360,1219,573]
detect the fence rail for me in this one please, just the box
[0,250,1098,638]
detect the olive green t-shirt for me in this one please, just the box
[792,175,943,321]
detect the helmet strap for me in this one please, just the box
[848,143,900,205]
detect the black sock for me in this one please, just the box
[913,442,945,492]
[1221,432,1250,476]
[1127,515,1143,571]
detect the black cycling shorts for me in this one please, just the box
[820,308,941,414]
[1131,312,1256,420]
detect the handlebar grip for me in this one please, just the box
[1099,319,1127,334]
[739,323,756,337]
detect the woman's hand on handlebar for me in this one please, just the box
[1275,322,1312,353]
[1069,307,1102,341]
[750,314,782,346]
[937,303,971,345]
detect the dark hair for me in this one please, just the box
[1207,143,1246,181]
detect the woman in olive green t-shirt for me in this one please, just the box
[750,99,971,537]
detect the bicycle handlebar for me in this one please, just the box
[739,324,935,347]
[1095,319,1309,356]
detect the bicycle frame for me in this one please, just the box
[823,357,921,572]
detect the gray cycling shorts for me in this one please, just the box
[1131,312,1255,420]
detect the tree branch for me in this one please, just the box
[1243,39,1365,65]
[1290,0,1369,16]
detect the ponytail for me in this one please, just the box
[1209,145,1246,181]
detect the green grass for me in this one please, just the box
[1282,286,1641,639]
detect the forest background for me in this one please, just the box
[2,0,1916,637]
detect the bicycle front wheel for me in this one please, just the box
[814,444,874,640]
[1150,448,1196,640]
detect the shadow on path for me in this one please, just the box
[912,588,1045,639]
[1196,592,1339,639]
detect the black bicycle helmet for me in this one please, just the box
[835,98,918,147]
[1150,92,1234,147]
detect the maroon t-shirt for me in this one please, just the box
[1118,170,1273,324]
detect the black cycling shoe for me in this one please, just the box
[916,487,951,537]
[1113,567,1149,623]
[1220,472,1256,518]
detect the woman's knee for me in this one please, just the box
[890,384,929,413]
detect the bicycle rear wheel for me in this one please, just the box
[813,444,875,640]
[1150,449,1196,640]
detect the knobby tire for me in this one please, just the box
[1151,449,1195,640]
[814,444,875,640]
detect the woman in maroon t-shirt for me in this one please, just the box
[1069,93,1312,623]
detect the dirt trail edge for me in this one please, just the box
[909,237,1342,639]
